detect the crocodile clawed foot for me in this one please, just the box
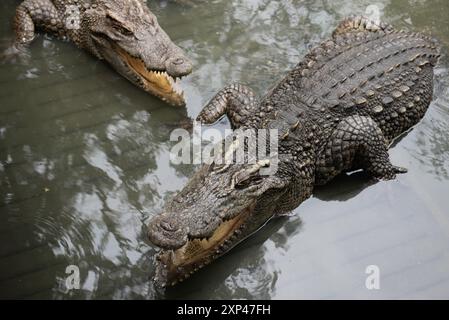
[393,166,408,174]
[377,165,408,181]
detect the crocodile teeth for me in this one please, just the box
[116,45,186,105]
[152,70,184,96]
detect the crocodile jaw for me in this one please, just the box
[153,205,254,287]
[116,46,186,107]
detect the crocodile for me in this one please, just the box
[9,0,192,106]
[147,16,441,287]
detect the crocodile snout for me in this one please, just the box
[147,215,188,250]
[165,56,192,77]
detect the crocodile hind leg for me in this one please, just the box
[7,0,64,56]
[196,83,259,129]
[315,115,407,185]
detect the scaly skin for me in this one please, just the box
[10,0,192,106]
[147,16,441,287]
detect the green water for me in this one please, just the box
[0,0,449,299]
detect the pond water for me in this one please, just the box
[0,0,449,299]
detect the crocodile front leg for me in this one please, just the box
[13,0,64,49]
[315,115,407,185]
[196,83,259,129]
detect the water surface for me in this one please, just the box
[0,0,449,299]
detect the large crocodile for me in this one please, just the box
[147,16,441,287]
[8,0,192,106]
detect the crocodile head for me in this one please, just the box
[148,139,288,286]
[86,0,192,106]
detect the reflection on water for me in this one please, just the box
[0,0,449,299]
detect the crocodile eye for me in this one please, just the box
[107,15,134,37]
[232,160,270,189]
[211,162,226,172]
[114,24,133,37]
[233,171,263,189]
[235,175,263,189]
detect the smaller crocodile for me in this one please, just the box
[147,16,441,287]
[9,0,192,106]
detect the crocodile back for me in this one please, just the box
[265,18,440,142]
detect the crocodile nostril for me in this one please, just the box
[160,220,178,232]
[171,58,184,65]
[148,215,187,249]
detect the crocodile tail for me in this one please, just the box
[332,15,395,37]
